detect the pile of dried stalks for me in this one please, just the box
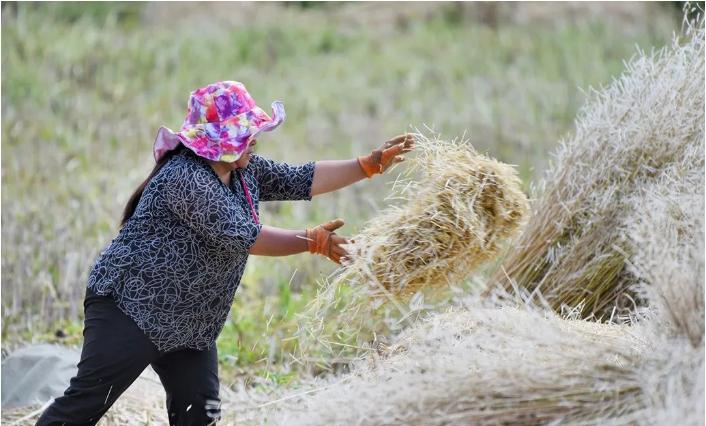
[272,306,648,425]
[268,168,704,425]
[261,12,704,426]
[485,12,705,321]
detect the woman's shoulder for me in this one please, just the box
[245,154,265,167]
[169,148,210,170]
[155,149,212,186]
[246,154,275,176]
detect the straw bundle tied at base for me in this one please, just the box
[343,132,530,296]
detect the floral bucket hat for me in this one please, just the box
[153,81,285,162]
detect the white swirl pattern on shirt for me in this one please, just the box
[87,149,315,353]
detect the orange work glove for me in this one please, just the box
[305,218,349,264]
[357,133,416,178]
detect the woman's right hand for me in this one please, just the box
[305,218,350,264]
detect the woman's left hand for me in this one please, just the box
[305,218,350,264]
[358,133,416,177]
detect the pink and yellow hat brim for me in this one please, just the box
[154,101,285,163]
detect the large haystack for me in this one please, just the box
[486,13,705,321]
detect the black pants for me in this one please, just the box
[35,287,222,426]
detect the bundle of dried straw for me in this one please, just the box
[290,134,529,374]
[344,133,529,296]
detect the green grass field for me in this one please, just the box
[1,2,679,387]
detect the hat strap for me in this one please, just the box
[238,171,260,225]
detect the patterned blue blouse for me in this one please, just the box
[87,148,315,353]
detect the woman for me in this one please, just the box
[36,81,414,426]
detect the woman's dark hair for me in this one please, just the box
[120,143,187,227]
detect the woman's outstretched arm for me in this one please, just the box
[310,133,415,196]
[310,159,367,196]
[249,220,349,263]
[249,225,308,256]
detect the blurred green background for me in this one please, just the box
[1,1,681,388]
